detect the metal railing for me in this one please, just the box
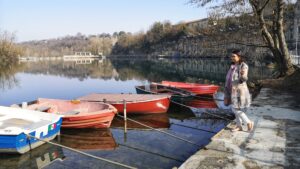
[291,54,300,65]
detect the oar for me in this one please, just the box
[152,82,225,101]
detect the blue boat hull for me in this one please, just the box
[0,118,62,154]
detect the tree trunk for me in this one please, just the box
[250,0,295,76]
[276,0,295,76]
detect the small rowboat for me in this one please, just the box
[161,81,219,95]
[135,83,194,101]
[0,106,62,154]
[78,93,170,114]
[26,98,117,129]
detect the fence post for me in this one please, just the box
[123,100,127,134]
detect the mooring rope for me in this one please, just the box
[26,134,137,169]
[116,114,202,147]
[170,100,234,122]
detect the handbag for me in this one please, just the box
[224,97,231,106]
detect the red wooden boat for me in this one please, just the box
[26,98,117,128]
[78,93,170,114]
[135,83,194,100]
[59,129,117,150]
[161,81,219,95]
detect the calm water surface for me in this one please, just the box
[0,58,273,169]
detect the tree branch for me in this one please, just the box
[259,0,271,12]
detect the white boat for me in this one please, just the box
[0,106,62,154]
[63,52,99,61]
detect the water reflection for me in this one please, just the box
[110,58,274,83]
[3,58,273,84]
[0,57,271,169]
[0,60,24,91]
[0,102,228,169]
[184,98,218,109]
[0,143,65,169]
[111,113,170,129]
[21,59,118,81]
[59,129,117,150]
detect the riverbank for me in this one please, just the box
[259,68,300,93]
[178,87,300,169]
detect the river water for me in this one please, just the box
[0,58,273,169]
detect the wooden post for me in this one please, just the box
[123,100,127,121]
[57,131,61,142]
[123,100,127,134]
[22,102,27,109]
[124,121,127,141]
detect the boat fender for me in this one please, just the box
[71,100,80,104]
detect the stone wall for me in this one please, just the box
[148,36,270,61]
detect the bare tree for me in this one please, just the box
[189,0,295,76]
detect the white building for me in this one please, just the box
[287,0,300,55]
[294,0,300,55]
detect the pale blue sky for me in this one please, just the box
[0,0,209,42]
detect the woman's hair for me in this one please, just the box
[231,49,244,64]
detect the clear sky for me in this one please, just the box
[0,0,209,42]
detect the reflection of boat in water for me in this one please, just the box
[0,143,64,169]
[169,98,233,120]
[111,113,170,129]
[167,102,196,120]
[59,128,117,150]
[183,99,217,109]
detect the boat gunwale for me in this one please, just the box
[161,81,219,88]
[0,106,62,136]
[78,93,171,105]
[25,99,118,118]
[135,85,193,97]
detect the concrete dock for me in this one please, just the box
[179,88,300,169]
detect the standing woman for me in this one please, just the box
[224,50,254,132]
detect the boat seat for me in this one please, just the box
[0,118,50,130]
[156,88,171,93]
[10,104,21,108]
[61,110,80,115]
[0,118,33,129]
[23,120,52,130]
[156,88,185,95]
[36,106,51,112]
